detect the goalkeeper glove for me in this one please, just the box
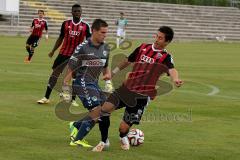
[104,80,114,93]
[60,85,72,102]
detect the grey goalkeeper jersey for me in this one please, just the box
[68,38,110,83]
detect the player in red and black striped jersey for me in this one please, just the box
[25,10,48,62]
[37,4,91,105]
[73,26,183,152]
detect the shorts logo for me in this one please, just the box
[91,96,97,101]
[140,55,155,64]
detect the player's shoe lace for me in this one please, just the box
[37,97,50,104]
[120,136,130,150]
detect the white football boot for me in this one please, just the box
[120,136,130,150]
[37,97,50,104]
[92,139,110,152]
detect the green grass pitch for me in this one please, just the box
[0,36,240,160]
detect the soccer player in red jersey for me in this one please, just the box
[71,26,183,152]
[25,10,48,62]
[37,4,91,105]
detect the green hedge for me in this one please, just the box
[123,0,231,6]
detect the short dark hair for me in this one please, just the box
[92,19,108,31]
[158,26,174,42]
[38,10,44,14]
[72,4,81,9]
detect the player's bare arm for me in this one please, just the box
[102,67,111,80]
[169,68,183,87]
[112,58,131,77]
[48,36,64,58]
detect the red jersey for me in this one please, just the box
[59,19,91,57]
[31,18,48,37]
[124,43,175,99]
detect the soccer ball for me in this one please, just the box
[127,128,144,146]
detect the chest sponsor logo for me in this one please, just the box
[69,30,81,36]
[140,54,155,64]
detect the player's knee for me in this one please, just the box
[100,109,111,117]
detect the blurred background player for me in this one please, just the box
[64,19,112,149]
[25,10,48,63]
[70,26,183,152]
[37,4,91,106]
[115,12,128,48]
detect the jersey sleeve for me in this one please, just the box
[59,21,65,38]
[127,46,140,62]
[68,44,84,71]
[163,54,175,69]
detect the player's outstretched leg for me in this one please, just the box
[69,115,96,148]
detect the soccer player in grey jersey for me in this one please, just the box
[64,19,112,149]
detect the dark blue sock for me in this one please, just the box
[73,121,82,130]
[75,116,95,141]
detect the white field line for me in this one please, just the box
[1,69,240,100]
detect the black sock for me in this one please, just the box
[75,116,96,141]
[44,72,60,99]
[99,116,110,143]
[28,53,33,61]
[26,46,31,54]
[120,131,129,138]
[45,86,52,99]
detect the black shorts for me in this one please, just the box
[52,54,70,70]
[26,35,40,47]
[107,85,150,125]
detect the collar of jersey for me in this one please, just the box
[151,44,167,53]
[88,38,104,48]
[71,18,82,25]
